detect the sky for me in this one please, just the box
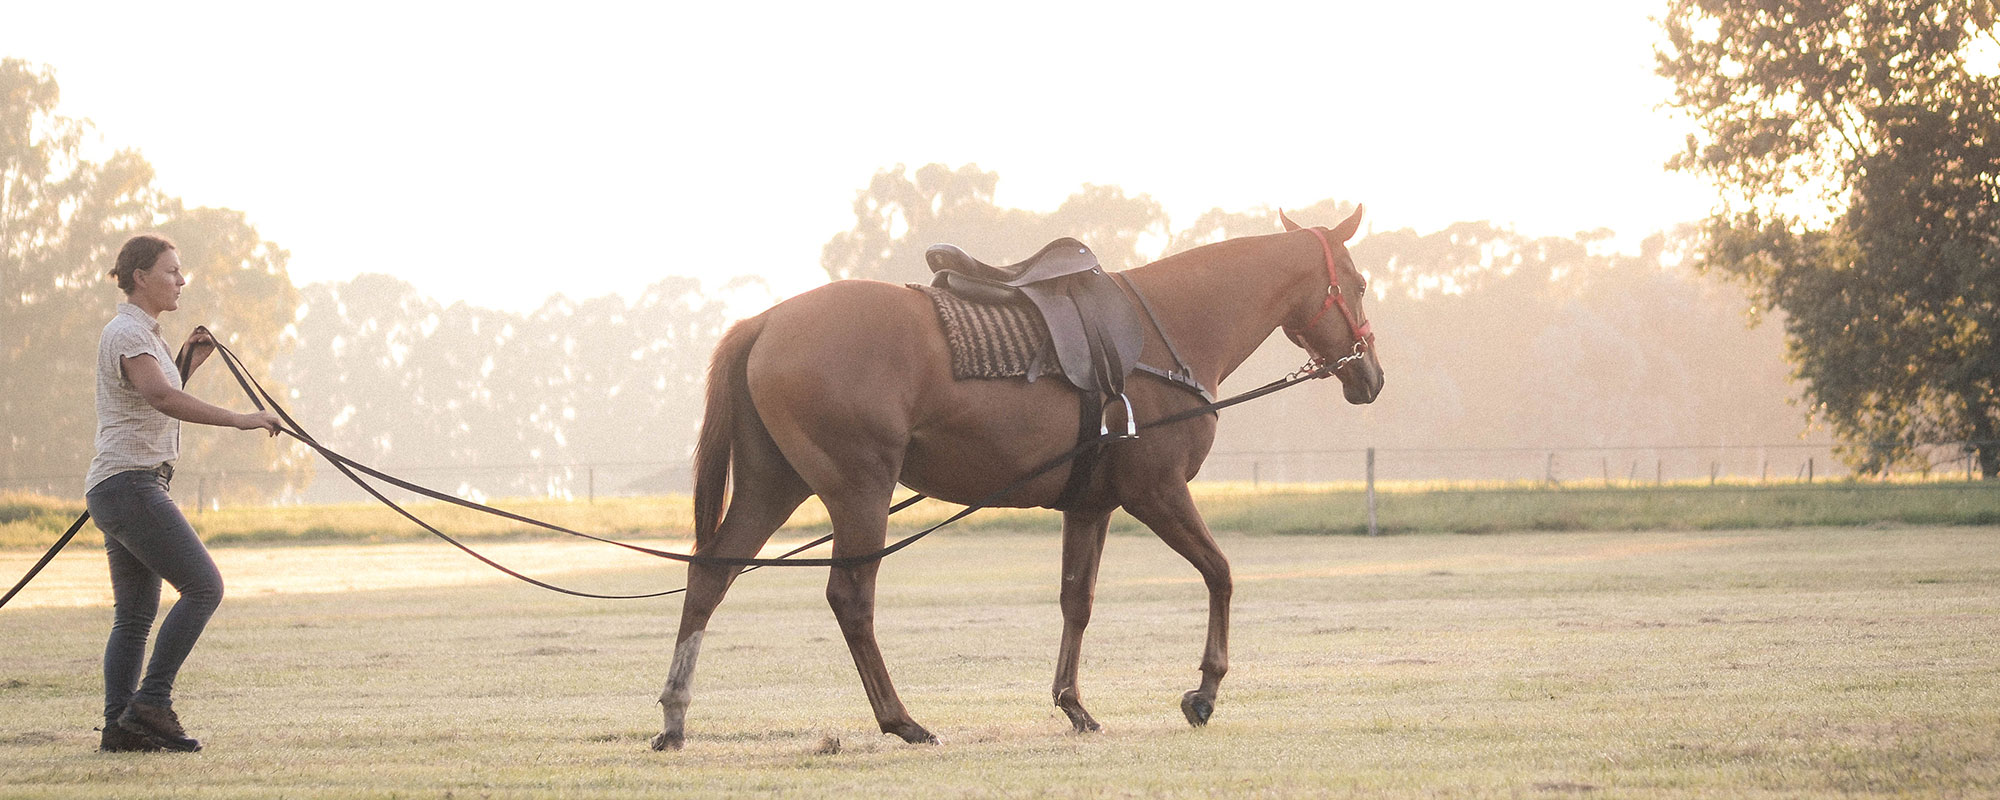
[5,0,1715,313]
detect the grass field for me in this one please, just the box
[2,523,1997,798]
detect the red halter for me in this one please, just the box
[1282,225,1374,360]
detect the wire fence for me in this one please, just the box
[4,440,1990,513]
[1199,441,1993,488]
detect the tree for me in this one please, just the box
[821,163,1166,285]
[0,58,302,497]
[1659,0,2000,477]
[276,273,731,502]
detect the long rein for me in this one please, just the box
[2,339,1359,609]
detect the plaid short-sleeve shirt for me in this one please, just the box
[86,303,182,491]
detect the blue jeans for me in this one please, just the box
[86,467,223,722]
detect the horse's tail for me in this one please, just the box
[692,313,765,551]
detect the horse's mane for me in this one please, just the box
[1129,230,1291,276]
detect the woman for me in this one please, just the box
[87,234,281,753]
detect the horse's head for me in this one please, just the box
[1279,207,1384,404]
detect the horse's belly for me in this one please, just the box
[900,378,1085,508]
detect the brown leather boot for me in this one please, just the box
[98,722,163,753]
[117,702,201,752]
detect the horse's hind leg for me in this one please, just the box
[1123,484,1232,727]
[821,488,937,744]
[652,456,810,751]
[1052,509,1112,733]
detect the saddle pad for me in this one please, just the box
[911,284,1056,380]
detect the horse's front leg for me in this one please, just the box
[1123,484,1231,726]
[1052,509,1112,733]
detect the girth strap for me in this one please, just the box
[1052,390,1107,510]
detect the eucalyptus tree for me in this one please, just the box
[0,59,300,495]
[1659,0,2000,477]
[821,163,1166,285]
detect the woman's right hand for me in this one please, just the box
[239,410,284,437]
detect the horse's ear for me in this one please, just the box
[1330,205,1365,243]
[1278,209,1304,232]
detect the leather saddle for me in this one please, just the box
[925,238,1146,411]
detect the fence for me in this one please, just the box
[4,441,1989,515]
[1196,441,1991,488]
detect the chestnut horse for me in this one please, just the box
[652,208,1384,750]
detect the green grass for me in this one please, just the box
[1188,481,2000,536]
[1,527,1996,797]
[9,480,1997,551]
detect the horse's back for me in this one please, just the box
[755,280,944,384]
[743,279,1085,507]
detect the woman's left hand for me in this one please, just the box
[177,326,216,379]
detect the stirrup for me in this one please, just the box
[1099,393,1138,440]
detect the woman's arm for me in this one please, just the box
[123,353,282,435]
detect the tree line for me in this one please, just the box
[2,58,744,501]
[827,164,1807,479]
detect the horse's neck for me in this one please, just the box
[1126,235,1310,391]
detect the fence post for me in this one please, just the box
[196,475,206,516]
[588,467,596,505]
[1545,452,1557,487]
[1365,447,1378,537]
[1808,457,1815,484]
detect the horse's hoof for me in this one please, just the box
[1060,706,1102,734]
[887,723,939,745]
[1180,690,1213,727]
[649,732,685,751]
[1055,687,1102,733]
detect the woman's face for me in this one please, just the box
[131,249,185,314]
